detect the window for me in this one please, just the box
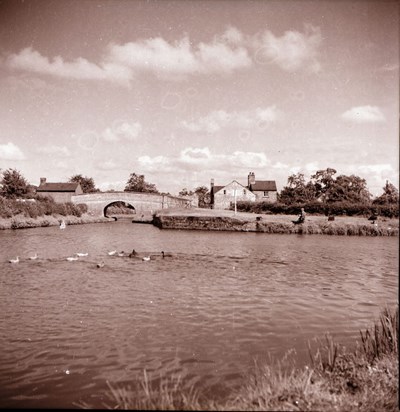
[243,189,246,195]
[263,191,269,197]
[223,190,226,195]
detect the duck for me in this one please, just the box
[118,251,125,257]
[76,252,88,257]
[108,250,117,256]
[29,253,38,260]
[9,256,19,264]
[96,261,105,268]
[129,249,138,258]
[66,256,78,261]
[142,256,151,261]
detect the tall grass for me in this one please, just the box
[94,307,398,411]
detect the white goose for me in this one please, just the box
[9,256,19,264]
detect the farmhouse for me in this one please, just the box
[36,177,83,203]
[210,172,277,210]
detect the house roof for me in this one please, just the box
[37,182,81,192]
[249,181,277,191]
[211,185,224,194]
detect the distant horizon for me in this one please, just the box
[0,0,398,197]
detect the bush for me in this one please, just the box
[234,200,399,218]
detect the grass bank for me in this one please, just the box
[154,208,399,236]
[77,306,398,411]
[0,213,110,230]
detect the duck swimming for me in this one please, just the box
[108,250,117,256]
[142,256,151,261]
[129,249,138,258]
[96,261,105,268]
[76,252,88,257]
[9,256,19,264]
[67,256,78,261]
[29,253,38,260]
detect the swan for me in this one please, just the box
[96,261,105,268]
[9,256,19,263]
[76,252,88,257]
[67,256,78,261]
[161,251,172,258]
[29,253,38,260]
[108,250,117,256]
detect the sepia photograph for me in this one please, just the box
[0,0,398,410]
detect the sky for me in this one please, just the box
[0,0,398,197]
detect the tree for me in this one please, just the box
[311,168,337,202]
[124,173,158,193]
[179,188,194,196]
[373,181,399,205]
[69,174,99,193]
[279,173,316,204]
[329,174,371,203]
[0,168,30,198]
[194,186,210,207]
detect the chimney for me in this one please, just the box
[40,177,46,186]
[248,172,255,187]
[210,178,214,188]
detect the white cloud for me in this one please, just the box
[0,142,26,160]
[6,47,131,85]
[253,24,322,72]
[138,147,270,173]
[341,106,386,123]
[181,106,280,133]
[102,121,142,142]
[96,160,118,170]
[36,145,71,156]
[108,34,251,77]
[4,26,322,84]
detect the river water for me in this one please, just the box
[0,220,398,408]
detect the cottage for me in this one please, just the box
[36,177,83,203]
[210,172,277,210]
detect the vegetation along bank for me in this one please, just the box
[153,208,399,236]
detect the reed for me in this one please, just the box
[99,307,398,411]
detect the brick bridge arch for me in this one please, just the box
[71,192,192,217]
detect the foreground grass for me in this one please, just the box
[82,307,398,411]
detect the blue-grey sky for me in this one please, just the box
[0,0,398,196]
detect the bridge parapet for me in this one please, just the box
[71,191,191,217]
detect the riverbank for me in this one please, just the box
[153,208,399,236]
[0,213,111,230]
[83,306,398,411]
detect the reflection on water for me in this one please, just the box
[0,221,398,408]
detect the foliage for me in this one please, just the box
[234,200,399,218]
[124,173,158,193]
[0,168,31,198]
[279,168,372,205]
[179,188,194,196]
[194,186,210,208]
[373,181,399,205]
[69,174,99,193]
[0,196,87,219]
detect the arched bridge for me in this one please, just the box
[71,192,193,217]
